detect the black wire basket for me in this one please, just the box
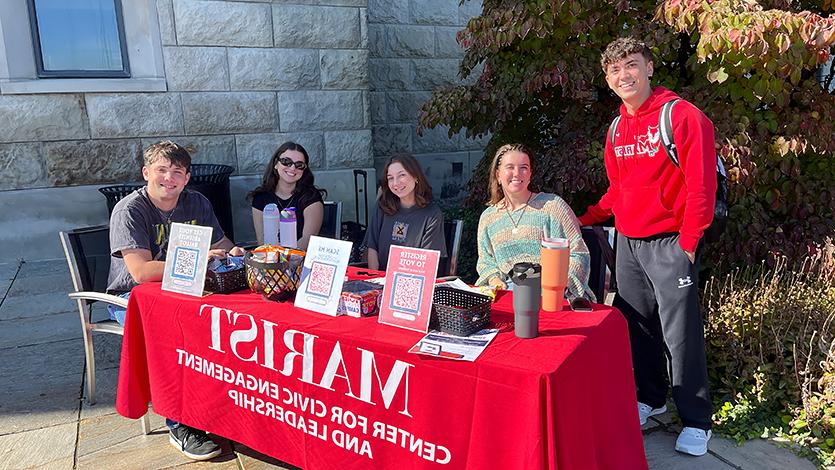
[244,250,305,302]
[205,265,247,294]
[430,286,492,336]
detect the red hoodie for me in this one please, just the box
[578,87,717,252]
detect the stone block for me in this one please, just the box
[643,430,727,470]
[182,92,277,135]
[0,310,80,349]
[270,0,365,4]
[412,58,462,90]
[370,91,386,124]
[163,46,229,91]
[360,7,369,48]
[0,94,88,142]
[372,124,412,156]
[367,24,386,58]
[409,0,458,25]
[16,258,70,279]
[236,132,325,175]
[376,25,435,58]
[385,91,432,122]
[369,58,412,91]
[436,26,466,58]
[321,50,369,90]
[156,0,176,45]
[459,0,483,25]
[0,423,77,467]
[325,129,373,168]
[229,48,319,91]
[273,6,361,48]
[0,143,48,190]
[174,0,272,47]
[278,91,365,131]
[368,0,408,23]
[140,135,237,171]
[413,124,488,152]
[86,93,184,138]
[44,139,143,186]
[0,291,75,321]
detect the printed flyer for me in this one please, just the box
[377,246,440,333]
[161,222,213,297]
[295,236,353,316]
[409,328,500,362]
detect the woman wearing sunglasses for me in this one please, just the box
[364,153,447,271]
[248,141,324,250]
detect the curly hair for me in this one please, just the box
[487,143,535,205]
[600,37,652,72]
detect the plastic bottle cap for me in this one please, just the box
[541,237,569,249]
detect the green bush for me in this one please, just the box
[703,242,835,465]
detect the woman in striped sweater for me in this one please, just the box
[476,143,595,301]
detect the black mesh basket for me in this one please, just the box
[430,286,492,336]
[244,250,305,302]
[189,164,234,183]
[205,266,247,294]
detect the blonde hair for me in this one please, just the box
[487,143,534,205]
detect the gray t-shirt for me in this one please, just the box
[363,202,447,271]
[107,187,224,293]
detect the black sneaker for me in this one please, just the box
[169,424,222,460]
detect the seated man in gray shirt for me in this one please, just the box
[107,140,243,461]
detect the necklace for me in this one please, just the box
[275,191,296,211]
[505,193,533,235]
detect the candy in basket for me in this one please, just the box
[205,256,247,294]
[244,246,306,302]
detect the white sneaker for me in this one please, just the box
[637,402,667,426]
[675,427,712,456]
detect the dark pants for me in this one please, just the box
[613,232,712,430]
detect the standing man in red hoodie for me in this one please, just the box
[578,37,716,455]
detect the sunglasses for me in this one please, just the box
[278,157,307,171]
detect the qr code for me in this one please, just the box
[390,274,423,313]
[307,261,336,297]
[171,247,199,280]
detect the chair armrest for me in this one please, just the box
[349,261,368,268]
[69,291,129,308]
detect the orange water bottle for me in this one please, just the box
[540,237,569,311]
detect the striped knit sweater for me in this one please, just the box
[476,192,594,301]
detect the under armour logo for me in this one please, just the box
[677,276,693,288]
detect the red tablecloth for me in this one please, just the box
[117,272,647,470]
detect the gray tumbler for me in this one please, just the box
[509,262,542,339]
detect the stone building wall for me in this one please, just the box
[367,0,487,206]
[0,0,374,260]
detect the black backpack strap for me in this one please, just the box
[608,115,621,147]
[659,99,680,167]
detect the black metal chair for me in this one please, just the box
[438,219,463,278]
[580,226,617,304]
[320,201,343,239]
[59,225,150,433]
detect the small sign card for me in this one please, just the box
[377,246,440,333]
[162,222,213,297]
[294,235,353,316]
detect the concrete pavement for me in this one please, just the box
[0,259,818,470]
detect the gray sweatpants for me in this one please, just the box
[613,232,712,430]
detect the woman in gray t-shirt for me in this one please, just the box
[364,154,447,271]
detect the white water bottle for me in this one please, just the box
[279,207,297,248]
[263,203,280,245]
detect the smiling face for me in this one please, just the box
[496,150,531,198]
[273,149,306,186]
[605,52,653,113]
[386,162,417,205]
[142,157,190,207]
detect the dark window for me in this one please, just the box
[28,0,130,78]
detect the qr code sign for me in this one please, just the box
[307,261,336,297]
[172,247,199,280]
[390,274,423,313]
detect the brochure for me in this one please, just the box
[377,246,440,333]
[409,328,500,362]
[162,222,213,297]
[294,236,353,316]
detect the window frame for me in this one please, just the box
[27,0,131,79]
